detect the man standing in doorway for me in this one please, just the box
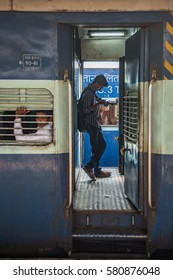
[81,74,112,181]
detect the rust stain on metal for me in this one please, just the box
[10,0,14,10]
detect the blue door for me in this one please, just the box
[124,29,144,209]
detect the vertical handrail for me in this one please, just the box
[148,78,156,209]
[66,79,73,209]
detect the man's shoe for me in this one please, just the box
[83,166,96,181]
[95,171,112,178]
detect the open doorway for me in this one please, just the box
[83,61,119,168]
[73,26,141,212]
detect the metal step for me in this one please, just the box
[73,210,146,229]
[72,231,148,257]
[70,252,148,259]
[72,232,147,241]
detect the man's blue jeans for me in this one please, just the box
[86,125,106,175]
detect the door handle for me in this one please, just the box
[120,147,131,156]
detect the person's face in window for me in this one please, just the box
[36,112,49,128]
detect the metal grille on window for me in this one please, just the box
[0,88,53,145]
[123,91,138,143]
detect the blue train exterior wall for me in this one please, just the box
[0,154,70,249]
[0,13,72,81]
[0,13,73,254]
[145,17,173,252]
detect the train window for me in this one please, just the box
[123,91,138,143]
[83,61,119,126]
[0,88,53,145]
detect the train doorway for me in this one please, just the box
[73,26,142,211]
[72,25,147,254]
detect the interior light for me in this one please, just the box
[89,30,126,38]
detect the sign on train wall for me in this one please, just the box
[1,0,173,11]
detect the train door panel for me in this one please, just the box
[124,29,144,209]
[118,57,125,174]
[56,23,74,253]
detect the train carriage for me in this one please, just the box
[0,9,173,258]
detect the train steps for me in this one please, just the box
[72,210,147,257]
[72,228,147,258]
[72,168,147,257]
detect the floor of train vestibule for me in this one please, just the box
[73,168,135,211]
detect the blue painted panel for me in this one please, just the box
[149,154,173,251]
[0,14,56,79]
[0,11,165,26]
[0,154,70,249]
[124,29,144,209]
[0,14,72,80]
[148,23,164,81]
[83,128,119,167]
